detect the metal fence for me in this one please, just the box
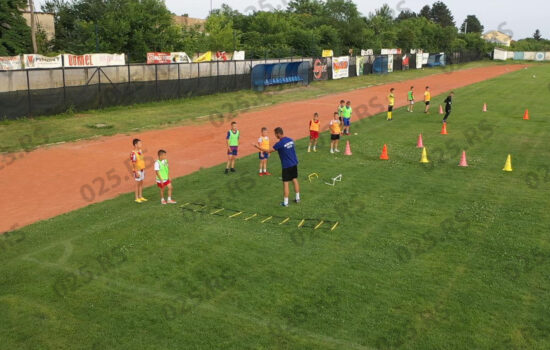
[0,51,483,120]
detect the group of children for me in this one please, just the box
[132,85,455,204]
[131,138,176,204]
[390,85,453,123]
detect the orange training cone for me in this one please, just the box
[523,109,530,120]
[439,105,444,114]
[417,134,424,148]
[483,103,487,112]
[440,123,448,135]
[380,144,389,160]
[344,140,352,156]
[459,150,468,167]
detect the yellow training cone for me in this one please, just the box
[420,147,430,163]
[503,154,513,172]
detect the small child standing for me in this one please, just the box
[329,112,342,154]
[424,86,431,114]
[407,86,415,112]
[342,101,352,135]
[155,150,176,204]
[308,113,320,153]
[225,121,239,174]
[338,100,346,124]
[257,127,271,176]
[130,138,147,203]
[387,88,395,121]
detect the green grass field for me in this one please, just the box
[1,64,550,350]
[0,60,508,153]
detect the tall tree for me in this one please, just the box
[430,1,454,28]
[0,0,32,55]
[419,5,431,19]
[533,29,542,40]
[396,10,417,22]
[460,15,483,33]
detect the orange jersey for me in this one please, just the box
[131,150,145,171]
[309,119,320,132]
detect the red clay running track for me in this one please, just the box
[0,64,526,233]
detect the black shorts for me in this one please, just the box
[425,101,430,105]
[331,134,340,140]
[388,105,394,112]
[282,166,298,182]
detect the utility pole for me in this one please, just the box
[28,0,38,53]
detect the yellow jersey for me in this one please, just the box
[388,93,395,106]
[309,119,320,132]
[424,91,431,101]
[330,120,341,134]
[131,150,145,171]
[258,136,270,150]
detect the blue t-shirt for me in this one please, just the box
[273,137,298,169]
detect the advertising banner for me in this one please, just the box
[147,52,191,64]
[387,55,394,73]
[0,56,22,70]
[194,51,212,62]
[356,56,364,76]
[24,54,62,69]
[402,54,410,68]
[63,53,125,67]
[332,56,349,79]
[381,48,402,55]
[313,57,329,80]
[535,52,545,61]
[361,49,373,56]
[322,50,334,57]
[233,51,245,60]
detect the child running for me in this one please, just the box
[130,138,147,203]
[225,121,239,174]
[407,86,415,112]
[330,112,342,153]
[257,127,271,176]
[308,113,320,153]
[424,86,431,113]
[387,88,395,121]
[154,150,176,204]
[342,101,352,135]
[442,92,454,123]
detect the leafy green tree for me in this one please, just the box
[430,1,455,28]
[0,0,32,55]
[43,0,181,61]
[533,29,542,40]
[460,15,483,33]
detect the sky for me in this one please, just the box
[36,0,549,40]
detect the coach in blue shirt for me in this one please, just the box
[253,127,300,207]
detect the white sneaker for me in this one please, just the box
[335,149,340,153]
[330,149,334,154]
[161,199,167,205]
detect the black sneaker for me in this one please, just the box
[224,169,229,174]
[230,168,236,173]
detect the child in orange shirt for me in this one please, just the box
[130,138,147,203]
[308,112,320,153]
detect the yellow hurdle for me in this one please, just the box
[314,220,324,230]
[229,211,243,218]
[279,217,290,225]
[244,213,257,221]
[261,216,273,223]
[180,202,191,208]
[210,208,225,215]
[331,222,339,231]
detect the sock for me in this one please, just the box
[296,193,300,201]
[263,168,267,173]
[168,197,171,201]
[284,197,289,205]
[161,198,165,202]
[259,169,263,173]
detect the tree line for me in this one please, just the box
[0,0,546,61]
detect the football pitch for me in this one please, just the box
[1,64,549,349]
